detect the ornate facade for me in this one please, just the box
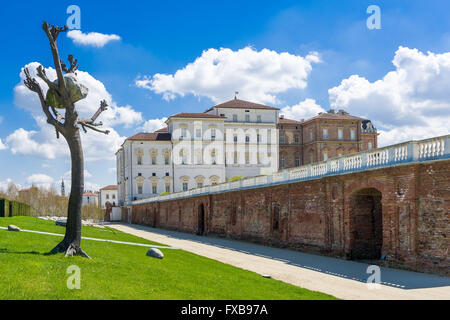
[116,100,377,205]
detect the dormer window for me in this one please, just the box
[232,114,237,122]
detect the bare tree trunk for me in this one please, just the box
[51,129,90,258]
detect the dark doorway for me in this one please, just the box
[198,203,205,235]
[349,188,383,260]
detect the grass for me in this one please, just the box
[0,217,337,300]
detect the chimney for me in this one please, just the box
[280,114,285,119]
[328,109,335,114]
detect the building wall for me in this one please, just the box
[130,160,450,276]
[117,109,280,203]
[99,189,118,209]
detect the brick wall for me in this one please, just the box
[130,160,450,276]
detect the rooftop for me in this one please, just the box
[206,98,279,112]
[100,185,118,191]
[278,117,303,124]
[126,132,172,142]
[303,109,364,123]
[168,112,226,120]
[83,192,98,197]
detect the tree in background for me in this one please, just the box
[22,22,109,258]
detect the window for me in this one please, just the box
[310,154,314,164]
[152,185,157,194]
[182,182,188,191]
[152,173,156,177]
[211,151,216,165]
[245,114,250,122]
[165,156,169,165]
[280,133,285,144]
[280,155,285,168]
[257,134,260,143]
[245,135,250,143]
[338,129,343,140]
[138,173,142,176]
[138,185,143,195]
[234,152,238,164]
[232,114,237,122]
[309,130,313,142]
[233,135,238,143]
[165,184,171,193]
[351,129,356,140]
[295,156,300,167]
[112,194,115,199]
[165,172,169,176]
[197,182,203,188]
[323,128,328,140]
[137,156,142,165]
[294,134,300,144]
[106,194,109,199]
[197,152,202,164]
[196,129,201,138]
[181,128,187,140]
[152,157,156,165]
[257,115,261,123]
[245,153,250,165]
[211,128,216,141]
[338,153,342,157]
[368,142,373,150]
[323,152,328,161]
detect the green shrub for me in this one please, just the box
[160,192,170,196]
[0,198,30,217]
[230,176,243,182]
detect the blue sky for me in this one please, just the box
[1,0,450,191]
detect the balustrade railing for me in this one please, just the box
[130,135,449,205]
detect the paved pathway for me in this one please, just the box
[107,223,450,300]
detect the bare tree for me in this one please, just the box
[23,21,109,258]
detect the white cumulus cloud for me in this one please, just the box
[140,117,168,133]
[328,46,450,146]
[136,47,320,104]
[280,98,326,121]
[26,173,54,189]
[0,138,7,150]
[67,30,121,48]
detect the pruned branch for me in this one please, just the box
[49,25,68,42]
[36,65,59,92]
[82,123,110,135]
[61,55,79,74]
[23,68,41,93]
[42,21,70,109]
[23,67,65,134]
[91,100,108,122]
[75,100,109,135]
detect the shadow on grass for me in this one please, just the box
[0,248,44,256]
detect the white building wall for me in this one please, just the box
[117,107,280,205]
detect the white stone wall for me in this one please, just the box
[99,189,118,209]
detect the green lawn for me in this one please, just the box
[0,217,337,300]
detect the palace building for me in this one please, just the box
[116,98,377,205]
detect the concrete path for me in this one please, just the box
[107,223,450,300]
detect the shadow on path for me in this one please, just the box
[109,223,450,290]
